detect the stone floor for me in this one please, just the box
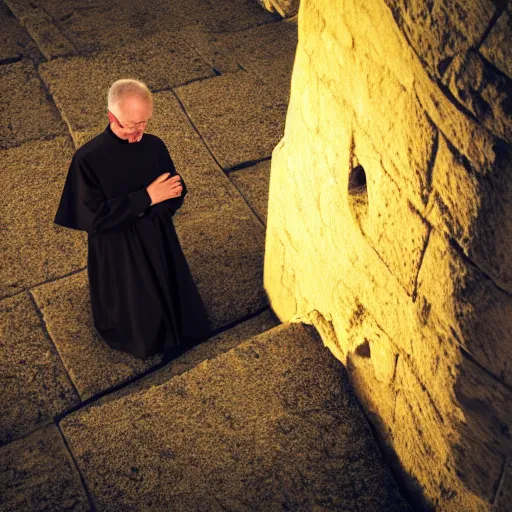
[0,0,410,510]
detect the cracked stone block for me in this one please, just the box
[31,270,164,402]
[60,323,409,511]
[38,33,216,136]
[428,135,512,294]
[0,60,67,149]
[383,0,495,82]
[444,49,512,143]
[0,1,41,64]
[0,293,79,444]
[352,128,430,295]
[175,71,288,169]
[228,159,271,224]
[176,208,268,328]
[35,0,280,53]
[480,8,512,80]
[0,424,90,511]
[416,229,512,386]
[0,137,87,298]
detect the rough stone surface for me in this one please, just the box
[33,0,281,53]
[151,91,254,223]
[478,8,512,80]
[60,323,409,511]
[38,33,216,136]
[88,309,281,407]
[175,71,288,169]
[183,17,298,95]
[23,8,77,60]
[258,0,299,18]
[264,0,512,510]
[0,1,41,64]
[176,208,268,328]
[31,271,163,401]
[229,159,271,224]
[0,60,67,149]
[0,424,90,511]
[0,137,87,298]
[0,293,79,445]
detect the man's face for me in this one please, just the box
[108,95,153,143]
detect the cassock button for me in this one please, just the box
[138,212,145,218]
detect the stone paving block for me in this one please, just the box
[176,208,268,328]
[0,292,79,445]
[229,159,271,224]
[0,137,87,298]
[152,91,254,222]
[38,33,216,136]
[31,271,163,401]
[35,0,280,54]
[176,71,288,169]
[216,17,297,93]
[0,1,41,64]
[0,423,90,511]
[60,323,409,511]
[23,7,77,60]
[0,60,67,149]
[89,309,281,407]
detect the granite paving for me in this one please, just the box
[59,323,410,511]
[0,59,67,149]
[229,158,272,225]
[0,424,90,511]
[38,32,216,137]
[0,136,87,298]
[0,1,41,64]
[176,70,289,169]
[0,292,79,445]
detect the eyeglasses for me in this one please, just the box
[108,110,150,131]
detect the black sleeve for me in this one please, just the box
[54,153,151,234]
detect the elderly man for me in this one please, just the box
[54,78,210,360]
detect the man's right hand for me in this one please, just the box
[146,173,183,206]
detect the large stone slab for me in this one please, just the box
[175,71,288,169]
[38,33,216,136]
[151,91,254,222]
[60,323,409,511]
[0,1,41,64]
[176,208,268,328]
[182,18,297,94]
[0,137,87,298]
[229,159,271,224]
[0,293,79,445]
[31,271,164,401]
[0,60,67,149]
[33,0,280,53]
[86,309,281,407]
[0,424,90,511]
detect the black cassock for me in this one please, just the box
[54,124,210,360]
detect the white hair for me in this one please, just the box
[107,79,152,115]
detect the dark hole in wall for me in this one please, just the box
[348,164,367,193]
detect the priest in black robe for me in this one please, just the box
[54,78,210,360]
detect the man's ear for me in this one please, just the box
[107,110,116,123]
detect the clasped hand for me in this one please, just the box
[146,173,183,206]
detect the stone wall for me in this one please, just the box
[264,0,512,510]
